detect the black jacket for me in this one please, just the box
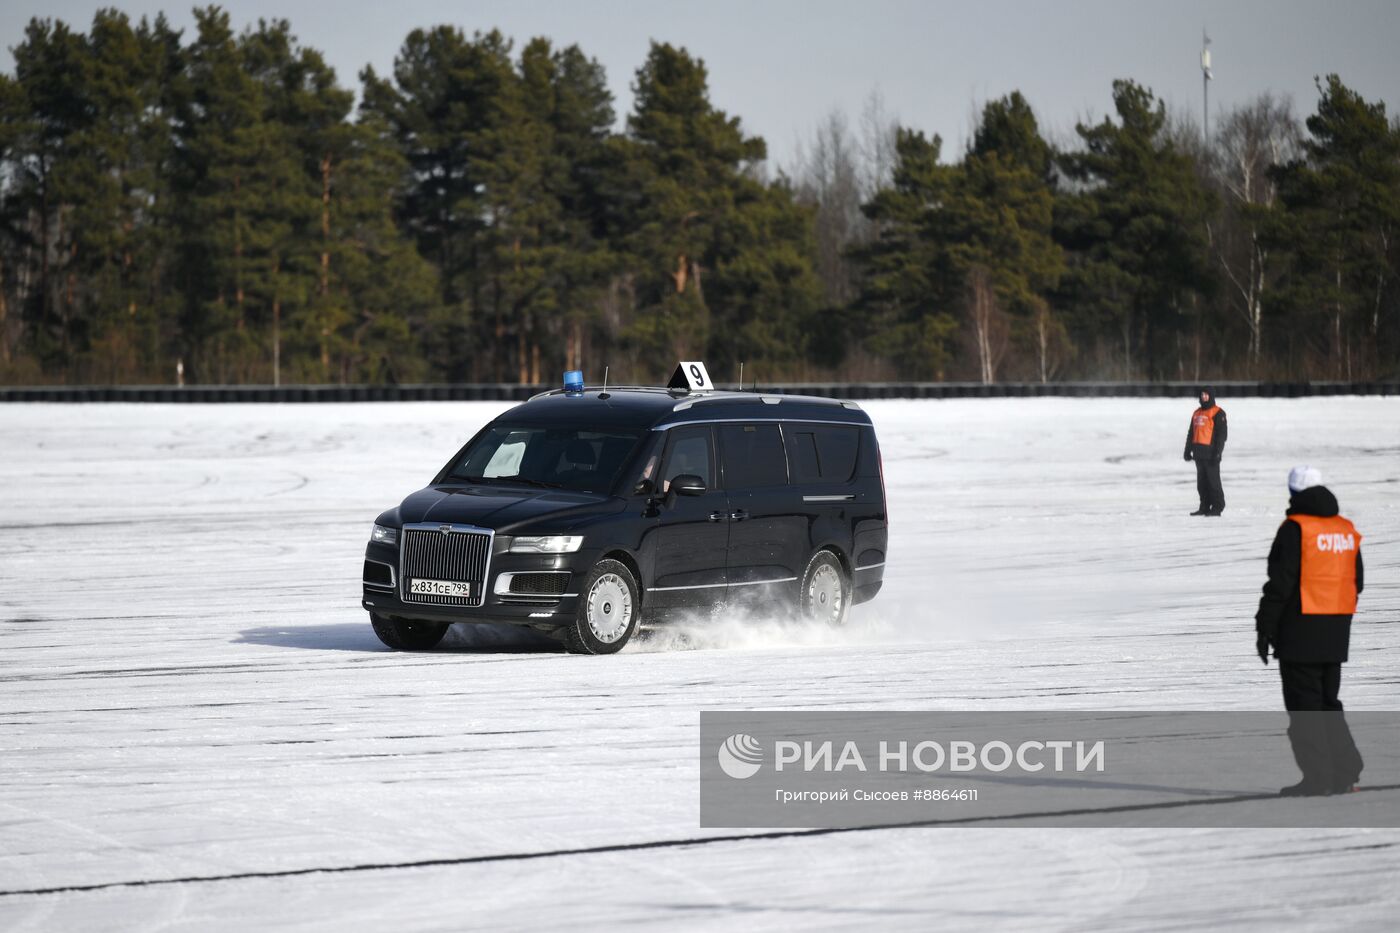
[1184,394,1227,460]
[1255,485,1364,663]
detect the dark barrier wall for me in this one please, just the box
[0,381,1397,403]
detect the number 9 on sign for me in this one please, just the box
[671,361,712,392]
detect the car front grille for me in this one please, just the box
[401,525,492,607]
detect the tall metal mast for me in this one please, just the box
[1201,30,1213,143]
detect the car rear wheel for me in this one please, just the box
[370,613,450,651]
[798,550,850,626]
[564,559,640,654]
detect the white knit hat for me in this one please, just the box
[1288,465,1322,493]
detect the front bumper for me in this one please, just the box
[362,540,597,628]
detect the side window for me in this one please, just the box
[814,426,859,482]
[788,430,822,483]
[786,425,859,483]
[719,423,787,488]
[631,433,670,494]
[662,428,712,492]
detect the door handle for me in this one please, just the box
[729,510,749,522]
[708,511,725,522]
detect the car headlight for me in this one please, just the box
[371,524,398,545]
[509,535,584,554]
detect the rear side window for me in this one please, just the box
[787,425,860,483]
[718,424,787,488]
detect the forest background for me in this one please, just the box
[2,8,1397,386]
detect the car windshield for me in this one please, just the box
[446,424,647,494]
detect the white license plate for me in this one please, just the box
[409,578,472,598]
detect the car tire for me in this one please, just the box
[370,613,450,651]
[564,559,640,655]
[798,550,850,626]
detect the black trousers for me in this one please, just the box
[1192,447,1224,513]
[1280,660,1363,789]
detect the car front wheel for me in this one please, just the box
[370,613,450,651]
[564,559,640,654]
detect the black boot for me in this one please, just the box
[1279,780,1332,797]
[1190,506,1208,516]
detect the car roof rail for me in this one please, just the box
[673,392,852,412]
[526,385,679,402]
[523,384,862,412]
[674,389,856,409]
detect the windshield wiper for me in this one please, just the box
[443,474,567,490]
[497,477,566,490]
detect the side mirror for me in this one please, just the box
[670,474,707,497]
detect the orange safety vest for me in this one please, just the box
[1190,405,1221,445]
[1287,514,1361,615]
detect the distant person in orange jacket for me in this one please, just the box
[1183,387,1227,516]
[1256,465,1365,797]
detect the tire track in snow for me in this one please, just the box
[4,784,1397,900]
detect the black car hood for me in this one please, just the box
[392,483,620,533]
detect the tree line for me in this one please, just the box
[2,8,1397,386]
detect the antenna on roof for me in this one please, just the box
[599,365,610,399]
[738,362,744,392]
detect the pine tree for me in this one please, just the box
[299,108,437,384]
[5,18,92,370]
[1268,76,1400,379]
[74,11,184,382]
[1055,80,1216,379]
[854,129,959,378]
[361,28,517,379]
[2,13,185,383]
[0,57,39,376]
[949,93,1064,382]
[617,42,820,380]
[705,173,824,378]
[470,36,560,383]
[544,44,617,375]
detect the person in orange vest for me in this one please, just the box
[1255,465,1365,797]
[1183,387,1227,515]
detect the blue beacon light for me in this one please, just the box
[563,370,585,395]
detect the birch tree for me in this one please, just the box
[1212,95,1301,373]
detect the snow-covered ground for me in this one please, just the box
[1,397,1397,930]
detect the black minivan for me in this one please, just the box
[362,376,888,654]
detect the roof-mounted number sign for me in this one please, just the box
[667,361,712,393]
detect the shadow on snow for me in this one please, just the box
[234,620,562,654]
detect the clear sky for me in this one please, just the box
[4,0,1398,167]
